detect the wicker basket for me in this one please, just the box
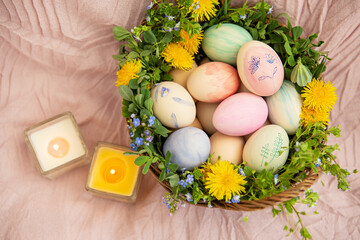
[141,0,321,211]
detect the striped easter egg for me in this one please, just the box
[202,23,253,65]
[265,81,303,135]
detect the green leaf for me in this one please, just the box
[154,124,171,137]
[167,174,180,187]
[292,26,303,40]
[140,50,153,57]
[144,98,153,112]
[113,26,131,41]
[112,54,126,60]
[159,169,166,181]
[134,156,150,166]
[127,51,139,59]
[119,85,134,101]
[161,32,173,43]
[242,216,249,222]
[284,42,293,55]
[247,27,258,40]
[167,163,178,172]
[135,94,144,106]
[128,103,136,112]
[129,79,138,89]
[142,159,152,174]
[300,227,312,239]
[288,55,296,66]
[143,30,157,43]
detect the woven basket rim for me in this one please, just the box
[149,163,321,211]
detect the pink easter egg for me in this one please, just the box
[237,40,284,96]
[187,62,240,103]
[212,92,268,136]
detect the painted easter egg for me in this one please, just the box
[266,81,303,135]
[196,101,219,135]
[237,40,284,96]
[243,125,289,173]
[187,62,240,103]
[202,23,253,65]
[169,62,198,89]
[244,119,270,141]
[212,92,268,136]
[210,132,245,165]
[163,127,210,171]
[151,82,196,128]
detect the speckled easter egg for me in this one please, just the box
[212,92,268,136]
[237,40,284,96]
[169,62,198,89]
[243,125,289,172]
[196,101,219,135]
[210,132,245,165]
[163,127,210,171]
[266,81,303,135]
[151,82,196,128]
[187,62,240,103]
[202,23,253,65]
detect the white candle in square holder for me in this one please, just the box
[24,112,89,179]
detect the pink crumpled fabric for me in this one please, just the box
[0,0,359,239]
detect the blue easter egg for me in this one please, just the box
[163,127,210,171]
[265,81,303,135]
[202,23,253,65]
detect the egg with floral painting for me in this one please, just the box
[243,125,289,173]
[151,81,196,128]
[187,62,240,103]
[202,23,253,65]
[237,40,284,96]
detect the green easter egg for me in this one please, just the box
[202,23,253,65]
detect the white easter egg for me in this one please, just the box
[243,125,289,172]
[151,82,196,128]
[265,81,303,135]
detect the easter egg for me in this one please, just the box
[212,92,268,136]
[151,81,196,128]
[196,101,219,135]
[200,57,211,65]
[210,132,245,165]
[187,62,240,103]
[243,125,289,173]
[187,117,203,130]
[163,127,210,171]
[237,40,284,96]
[202,23,253,65]
[244,119,270,141]
[169,62,198,89]
[266,81,303,135]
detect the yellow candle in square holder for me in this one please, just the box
[86,142,142,202]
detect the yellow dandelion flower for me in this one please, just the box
[300,105,330,126]
[161,43,194,70]
[200,161,213,180]
[115,59,142,86]
[301,79,338,111]
[192,0,220,22]
[204,160,247,201]
[179,29,204,55]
